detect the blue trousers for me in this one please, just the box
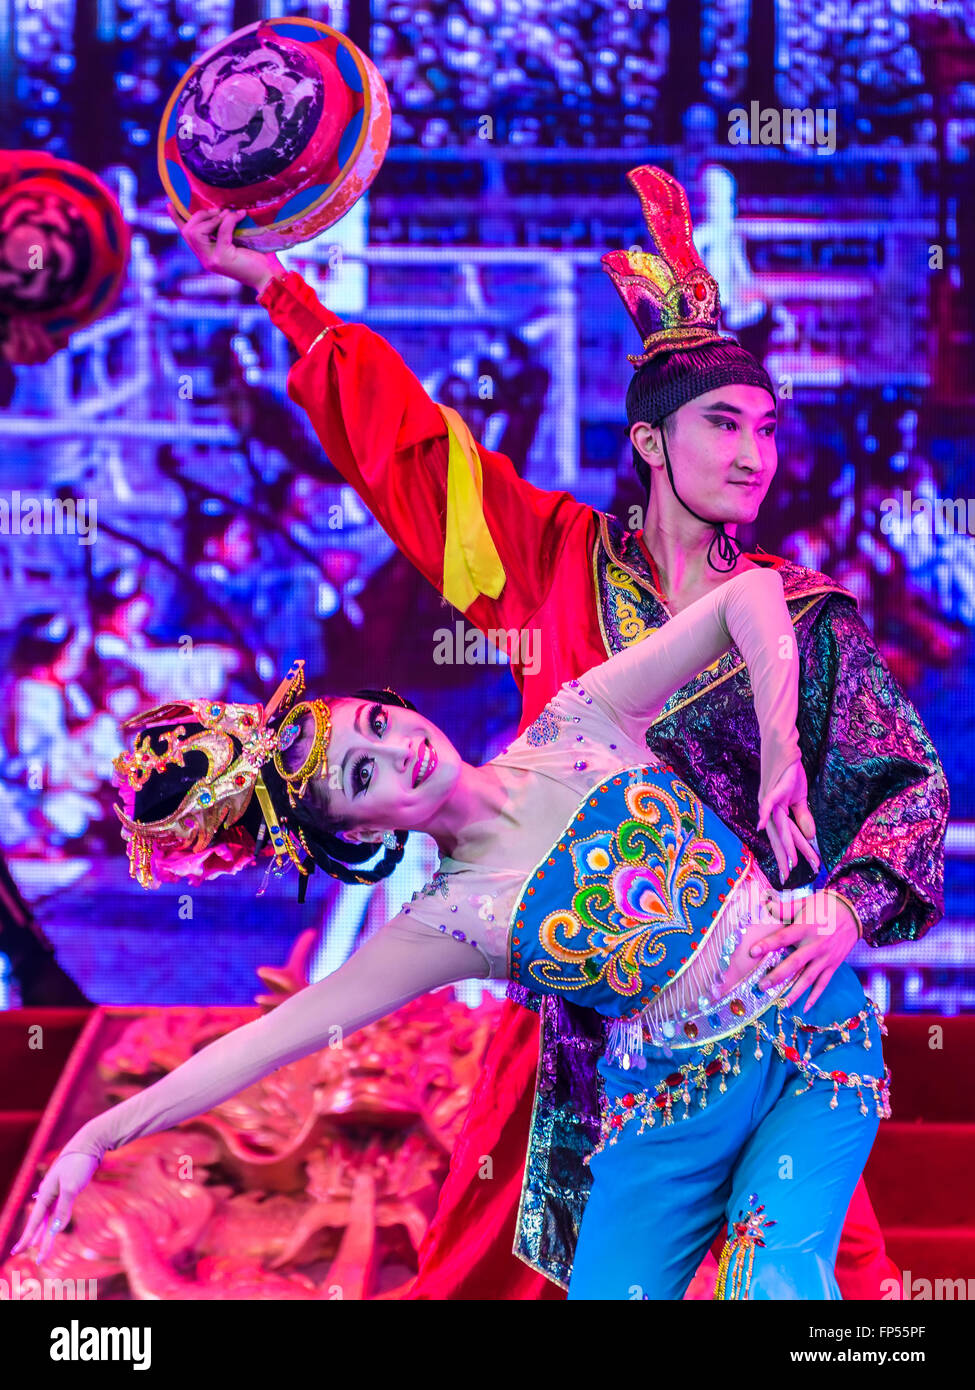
[567,961,886,1300]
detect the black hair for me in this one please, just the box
[130,686,419,892]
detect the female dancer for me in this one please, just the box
[12,565,888,1298]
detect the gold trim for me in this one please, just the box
[305,325,335,356]
[592,526,614,659]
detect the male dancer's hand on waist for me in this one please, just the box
[749,891,860,1011]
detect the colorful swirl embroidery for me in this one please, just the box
[527,780,727,998]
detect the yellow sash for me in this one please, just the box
[437,402,506,612]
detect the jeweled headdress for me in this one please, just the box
[601,165,738,367]
[112,660,329,894]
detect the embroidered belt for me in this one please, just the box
[586,998,891,1168]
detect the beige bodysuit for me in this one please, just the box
[61,567,804,1164]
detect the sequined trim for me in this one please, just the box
[523,707,569,746]
[411,870,450,902]
[584,999,890,1165]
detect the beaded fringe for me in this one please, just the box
[585,999,890,1167]
[604,869,767,1064]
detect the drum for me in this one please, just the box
[158,18,391,251]
[0,151,130,348]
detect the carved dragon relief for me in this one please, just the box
[3,930,503,1300]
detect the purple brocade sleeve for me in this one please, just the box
[800,595,948,948]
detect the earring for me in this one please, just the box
[382,830,398,850]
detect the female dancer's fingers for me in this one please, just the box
[10,1191,49,1255]
[785,820,820,874]
[761,805,785,882]
[790,798,817,843]
[763,815,785,886]
[35,1188,74,1264]
[770,808,820,884]
[772,805,795,884]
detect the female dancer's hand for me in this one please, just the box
[166,204,284,292]
[9,1151,100,1264]
[757,756,819,887]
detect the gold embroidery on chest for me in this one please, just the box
[607,562,652,644]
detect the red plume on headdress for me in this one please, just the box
[601,166,730,367]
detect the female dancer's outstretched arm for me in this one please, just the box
[581,568,796,750]
[12,917,488,1261]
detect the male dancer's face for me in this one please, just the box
[631,383,778,526]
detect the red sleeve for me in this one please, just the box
[258,271,587,631]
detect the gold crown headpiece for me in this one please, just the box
[112,659,331,895]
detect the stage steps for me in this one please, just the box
[862,1014,975,1296]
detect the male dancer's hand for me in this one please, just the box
[166,204,285,294]
[749,891,860,1011]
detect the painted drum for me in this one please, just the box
[158,18,391,251]
[0,150,130,347]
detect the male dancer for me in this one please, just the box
[171,166,946,1298]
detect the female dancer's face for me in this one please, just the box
[294,696,461,841]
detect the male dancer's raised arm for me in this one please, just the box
[170,206,589,643]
